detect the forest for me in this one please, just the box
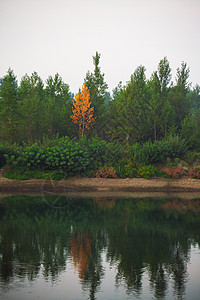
[0,52,200,179]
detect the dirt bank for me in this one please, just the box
[0,176,200,193]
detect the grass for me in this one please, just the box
[3,168,68,181]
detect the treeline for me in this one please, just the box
[0,71,75,143]
[0,52,200,150]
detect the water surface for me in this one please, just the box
[0,195,200,299]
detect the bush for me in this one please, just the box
[129,140,172,165]
[84,138,108,169]
[129,136,188,166]
[0,143,17,168]
[5,139,91,175]
[3,168,67,180]
[162,166,186,179]
[164,134,188,157]
[116,160,138,178]
[105,141,125,165]
[4,137,125,176]
[180,111,200,151]
[3,168,31,180]
[188,167,200,179]
[137,164,160,179]
[95,167,118,178]
[81,137,125,170]
[165,157,182,167]
[183,151,200,165]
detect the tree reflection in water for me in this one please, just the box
[0,196,200,299]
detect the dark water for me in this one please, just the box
[0,194,200,300]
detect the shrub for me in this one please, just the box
[166,157,182,167]
[180,111,200,151]
[3,168,31,180]
[3,168,67,180]
[162,166,186,179]
[123,163,138,178]
[114,158,138,178]
[183,151,200,165]
[164,134,188,157]
[44,141,90,174]
[129,140,172,165]
[137,164,160,179]
[0,144,17,168]
[82,137,125,170]
[188,167,200,179]
[95,167,118,178]
[5,139,91,175]
[86,138,108,169]
[4,137,125,176]
[105,141,125,165]
[129,136,188,166]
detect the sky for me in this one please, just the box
[0,0,200,93]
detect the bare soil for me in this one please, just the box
[0,175,200,193]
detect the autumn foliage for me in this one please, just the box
[95,167,118,178]
[162,166,186,178]
[188,167,200,179]
[71,84,95,137]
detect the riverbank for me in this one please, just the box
[0,176,200,193]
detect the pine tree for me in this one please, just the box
[0,69,19,142]
[84,52,108,137]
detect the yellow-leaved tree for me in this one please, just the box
[71,84,96,137]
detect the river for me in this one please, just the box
[0,193,200,299]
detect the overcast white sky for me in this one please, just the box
[0,0,200,93]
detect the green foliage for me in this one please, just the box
[137,164,160,179]
[107,65,149,144]
[165,134,188,157]
[3,168,67,181]
[0,69,19,142]
[183,151,200,165]
[0,56,199,173]
[0,143,17,168]
[45,170,67,181]
[84,52,108,138]
[180,111,200,151]
[3,169,31,180]
[129,140,172,165]
[129,135,187,167]
[83,137,107,169]
[115,158,161,179]
[166,157,179,167]
[5,138,90,175]
[79,137,125,170]
[4,137,125,177]
[114,159,138,178]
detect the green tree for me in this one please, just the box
[18,72,45,143]
[45,73,73,137]
[157,56,172,97]
[107,66,149,144]
[0,68,19,142]
[112,81,122,102]
[147,57,173,140]
[84,52,108,137]
[169,62,190,128]
[180,109,200,150]
[187,84,200,112]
